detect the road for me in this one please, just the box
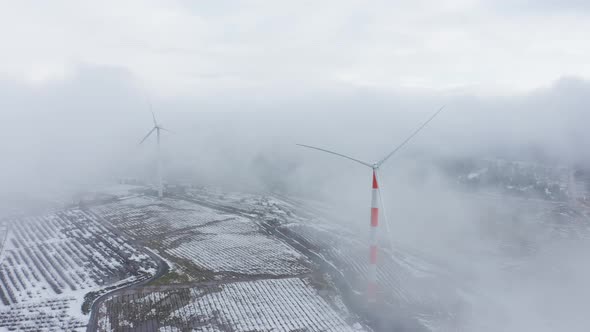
[85,213,170,332]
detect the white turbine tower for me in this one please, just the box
[139,111,169,198]
[297,106,445,303]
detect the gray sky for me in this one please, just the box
[2,3,590,330]
[1,0,589,193]
[1,0,589,97]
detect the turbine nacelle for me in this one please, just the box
[139,113,171,145]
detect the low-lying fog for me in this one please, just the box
[2,66,590,331]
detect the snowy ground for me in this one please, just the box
[97,277,365,332]
[91,196,311,280]
[86,190,369,331]
[0,186,369,331]
[4,182,582,331]
[0,209,157,331]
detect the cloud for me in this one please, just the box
[0,65,145,192]
[1,1,589,97]
[2,64,589,198]
[491,0,590,13]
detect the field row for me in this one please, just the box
[97,278,361,332]
[0,297,86,331]
[92,196,311,278]
[0,210,156,306]
[280,220,460,322]
[0,208,158,331]
[166,232,308,275]
[91,197,238,242]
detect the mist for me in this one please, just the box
[1,63,590,330]
[3,1,590,330]
[2,65,589,189]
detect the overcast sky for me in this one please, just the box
[2,4,590,330]
[1,0,589,97]
[1,0,590,198]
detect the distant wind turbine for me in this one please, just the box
[297,105,445,303]
[139,111,171,198]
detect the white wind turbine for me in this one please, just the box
[297,106,445,303]
[139,111,170,198]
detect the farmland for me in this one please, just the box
[90,196,311,280]
[0,187,370,331]
[155,189,468,330]
[96,277,363,332]
[84,190,372,331]
[0,208,157,331]
[264,204,465,330]
[177,187,590,330]
[3,182,581,331]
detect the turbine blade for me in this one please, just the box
[151,111,157,126]
[376,105,445,167]
[296,144,372,167]
[159,127,173,134]
[139,127,156,145]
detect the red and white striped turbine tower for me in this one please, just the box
[297,106,444,303]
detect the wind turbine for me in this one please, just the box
[139,111,170,198]
[297,106,445,303]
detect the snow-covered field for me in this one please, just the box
[97,277,365,332]
[273,209,463,330]
[138,189,465,330]
[0,209,157,331]
[0,188,356,331]
[5,182,583,331]
[157,188,470,330]
[91,196,311,279]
